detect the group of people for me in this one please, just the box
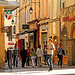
[6,37,65,71]
[20,45,43,68]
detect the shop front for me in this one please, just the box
[38,19,49,49]
[27,19,39,50]
[61,5,75,65]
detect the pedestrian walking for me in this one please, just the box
[36,45,43,67]
[46,37,55,71]
[7,48,9,67]
[26,47,30,66]
[35,47,37,66]
[57,43,65,67]
[43,45,47,65]
[20,48,27,68]
[30,48,35,68]
[13,44,19,67]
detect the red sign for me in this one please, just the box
[62,16,75,22]
[8,41,14,48]
[8,43,14,45]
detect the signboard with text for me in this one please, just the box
[1,26,10,33]
[8,41,14,49]
[62,16,75,22]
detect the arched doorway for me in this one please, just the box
[62,26,68,64]
[72,24,75,65]
[53,36,58,56]
[53,36,58,64]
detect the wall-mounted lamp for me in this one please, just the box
[29,7,33,14]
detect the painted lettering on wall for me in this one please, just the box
[62,16,75,22]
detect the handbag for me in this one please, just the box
[62,50,65,55]
[57,54,59,58]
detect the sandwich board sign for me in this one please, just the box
[8,41,14,50]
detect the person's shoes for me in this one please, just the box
[16,65,18,67]
[58,64,59,66]
[39,65,42,67]
[22,66,25,68]
[45,63,47,65]
[48,69,50,71]
[33,66,34,68]
[60,65,62,68]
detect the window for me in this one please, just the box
[62,2,65,9]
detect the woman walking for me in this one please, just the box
[30,48,35,68]
[43,45,47,65]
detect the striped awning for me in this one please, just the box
[0,1,19,11]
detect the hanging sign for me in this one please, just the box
[8,41,14,49]
[5,10,12,20]
[1,26,10,33]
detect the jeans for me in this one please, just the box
[58,55,62,66]
[46,55,53,70]
[13,55,18,67]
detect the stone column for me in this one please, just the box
[67,39,72,66]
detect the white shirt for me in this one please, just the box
[47,43,55,55]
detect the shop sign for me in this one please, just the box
[8,41,14,49]
[41,26,47,31]
[62,16,75,22]
[29,23,38,30]
[22,24,29,29]
[19,35,27,39]
[1,26,10,33]
[5,10,12,20]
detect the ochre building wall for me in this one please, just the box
[0,6,5,68]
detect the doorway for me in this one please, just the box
[41,32,47,48]
[72,26,75,65]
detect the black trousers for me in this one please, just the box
[58,55,62,66]
[27,57,30,66]
[35,57,37,66]
[22,58,26,67]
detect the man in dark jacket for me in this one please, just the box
[20,48,27,68]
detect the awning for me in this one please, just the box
[0,1,19,11]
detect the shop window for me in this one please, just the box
[41,32,47,48]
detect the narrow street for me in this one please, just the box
[0,62,75,75]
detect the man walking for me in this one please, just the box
[57,43,63,67]
[20,48,27,68]
[46,37,55,71]
[13,44,19,67]
[36,45,43,67]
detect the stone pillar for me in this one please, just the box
[0,6,5,68]
[67,39,72,66]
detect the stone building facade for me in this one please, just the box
[0,6,5,68]
[17,0,75,65]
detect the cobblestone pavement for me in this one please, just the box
[0,60,75,75]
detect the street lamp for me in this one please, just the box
[29,7,33,14]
